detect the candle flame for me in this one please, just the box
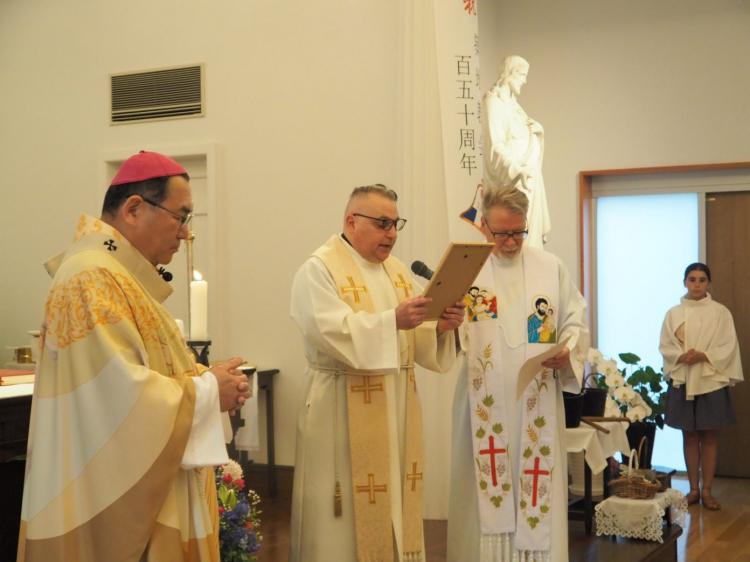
[193,270,203,281]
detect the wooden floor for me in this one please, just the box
[253,474,750,562]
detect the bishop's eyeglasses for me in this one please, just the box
[142,197,194,228]
[353,213,407,232]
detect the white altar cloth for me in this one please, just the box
[595,489,687,542]
[565,421,630,474]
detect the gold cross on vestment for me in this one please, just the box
[406,462,423,491]
[356,473,388,504]
[341,276,367,304]
[395,273,413,298]
[350,376,384,404]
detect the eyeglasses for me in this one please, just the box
[142,197,193,227]
[353,213,407,232]
[486,226,528,241]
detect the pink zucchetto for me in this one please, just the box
[110,151,187,186]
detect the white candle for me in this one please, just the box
[190,271,208,341]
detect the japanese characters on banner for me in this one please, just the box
[433,0,483,241]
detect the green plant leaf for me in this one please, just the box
[219,487,230,506]
[534,416,546,428]
[619,352,640,364]
[523,447,533,459]
[539,445,551,456]
[490,496,502,507]
[479,480,488,490]
[520,499,527,509]
[483,395,495,407]
[540,504,549,514]
[476,427,486,439]
[527,516,540,529]
[502,483,511,491]
[492,423,503,434]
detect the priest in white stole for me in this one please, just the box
[448,187,589,562]
[289,185,464,562]
[17,152,251,562]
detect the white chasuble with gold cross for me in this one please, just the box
[448,246,589,562]
[290,235,457,562]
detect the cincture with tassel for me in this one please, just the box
[334,480,343,517]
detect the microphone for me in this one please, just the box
[157,267,173,282]
[411,260,434,281]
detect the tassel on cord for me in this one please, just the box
[333,374,342,517]
[333,480,342,517]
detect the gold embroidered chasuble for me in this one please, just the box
[18,215,219,562]
[288,235,456,562]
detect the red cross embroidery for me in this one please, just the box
[523,456,550,507]
[479,435,507,487]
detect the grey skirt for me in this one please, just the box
[665,382,736,431]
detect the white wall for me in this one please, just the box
[3,0,750,469]
[0,0,400,466]
[479,0,750,275]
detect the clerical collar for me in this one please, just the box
[338,233,382,271]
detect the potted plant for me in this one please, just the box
[587,349,667,468]
[616,353,666,469]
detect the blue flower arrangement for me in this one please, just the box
[215,460,262,562]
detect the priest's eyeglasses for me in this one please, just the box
[487,227,528,241]
[353,213,407,231]
[142,197,194,228]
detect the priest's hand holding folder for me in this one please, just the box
[395,296,466,334]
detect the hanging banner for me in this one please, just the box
[433,0,484,241]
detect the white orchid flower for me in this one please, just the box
[587,348,604,365]
[604,370,625,389]
[601,360,620,376]
[604,395,621,417]
[613,386,636,402]
[626,404,649,422]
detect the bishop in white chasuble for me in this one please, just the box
[18,152,250,562]
[289,186,462,562]
[448,187,589,562]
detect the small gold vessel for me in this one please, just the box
[13,346,34,364]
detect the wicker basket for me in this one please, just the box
[609,443,660,500]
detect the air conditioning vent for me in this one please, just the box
[110,64,203,124]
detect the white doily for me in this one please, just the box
[594,488,687,542]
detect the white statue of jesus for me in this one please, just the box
[482,55,551,248]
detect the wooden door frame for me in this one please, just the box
[578,161,750,333]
